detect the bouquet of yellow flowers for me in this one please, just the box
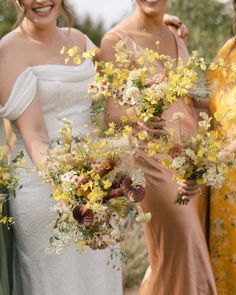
[0,145,25,226]
[39,119,149,259]
[89,41,205,123]
[162,112,234,205]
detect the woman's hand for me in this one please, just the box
[138,116,166,137]
[164,14,188,39]
[178,180,203,202]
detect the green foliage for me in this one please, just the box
[74,15,105,47]
[167,0,233,61]
[0,0,17,39]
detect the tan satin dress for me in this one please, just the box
[107,29,217,295]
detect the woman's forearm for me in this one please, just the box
[192,97,210,113]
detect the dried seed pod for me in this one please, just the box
[98,156,121,177]
[104,187,124,201]
[128,185,145,202]
[121,177,133,195]
[111,173,127,189]
[72,205,94,227]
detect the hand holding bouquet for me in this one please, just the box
[162,112,234,205]
[39,119,149,258]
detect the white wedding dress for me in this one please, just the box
[0,36,122,295]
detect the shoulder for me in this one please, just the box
[0,28,31,69]
[100,31,121,62]
[0,29,32,105]
[100,19,132,61]
[217,38,235,59]
[61,27,87,51]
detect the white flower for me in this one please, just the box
[199,112,212,130]
[136,212,152,223]
[171,112,185,122]
[172,157,186,169]
[150,82,168,98]
[123,86,141,106]
[61,171,80,184]
[185,148,195,160]
[128,69,143,81]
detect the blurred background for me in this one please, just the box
[0,0,234,294]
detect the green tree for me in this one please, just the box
[74,15,105,47]
[0,0,17,39]
[167,0,233,61]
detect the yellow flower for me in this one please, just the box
[138,131,148,141]
[138,56,145,65]
[73,55,81,65]
[67,46,78,57]
[149,66,156,75]
[60,46,67,55]
[123,125,133,137]
[52,187,71,203]
[88,187,106,203]
[103,180,112,189]
[82,49,97,59]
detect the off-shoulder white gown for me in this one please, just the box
[0,36,122,295]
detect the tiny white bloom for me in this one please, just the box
[171,112,185,122]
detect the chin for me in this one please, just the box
[136,0,167,16]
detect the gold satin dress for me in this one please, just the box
[208,38,236,295]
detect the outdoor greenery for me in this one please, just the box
[167,0,233,62]
[0,0,235,292]
[0,0,17,38]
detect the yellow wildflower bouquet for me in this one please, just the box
[0,145,25,226]
[162,112,234,205]
[39,119,149,260]
[89,41,205,122]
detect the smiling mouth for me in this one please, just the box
[32,5,54,16]
[143,0,160,3]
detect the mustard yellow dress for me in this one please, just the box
[208,38,236,295]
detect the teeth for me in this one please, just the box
[33,6,52,13]
[144,0,159,3]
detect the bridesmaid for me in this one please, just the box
[181,1,236,293]
[100,0,217,294]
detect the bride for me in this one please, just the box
[0,1,122,294]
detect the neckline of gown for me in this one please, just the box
[111,27,188,69]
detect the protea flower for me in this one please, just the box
[72,205,94,227]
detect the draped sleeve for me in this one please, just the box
[0,68,37,121]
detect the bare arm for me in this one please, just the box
[0,40,49,167]
[14,95,49,167]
